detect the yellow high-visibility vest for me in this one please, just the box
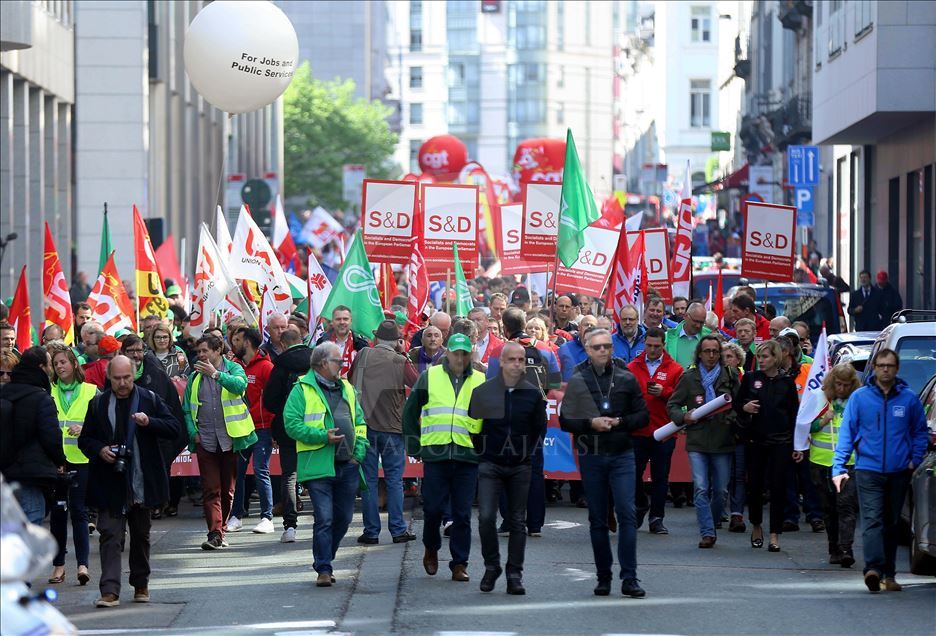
[189,373,254,439]
[53,382,97,464]
[419,365,484,449]
[296,379,365,453]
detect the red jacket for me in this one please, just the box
[627,351,684,436]
[754,313,771,342]
[239,350,275,429]
[480,332,505,364]
[82,358,109,389]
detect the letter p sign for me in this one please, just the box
[795,187,814,227]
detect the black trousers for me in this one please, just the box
[809,463,858,553]
[97,505,151,596]
[478,462,532,575]
[279,442,299,529]
[746,443,791,535]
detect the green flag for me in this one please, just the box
[98,209,113,275]
[557,129,600,267]
[453,243,473,317]
[321,231,384,339]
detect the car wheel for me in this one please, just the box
[909,535,936,576]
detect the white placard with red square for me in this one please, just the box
[361,179,418,264]
[742,201,797,281]
[497,203,534,275]
[520,182,562,263]
[554,225,620,297]
[626,228,673,303]
[421,183,479,275]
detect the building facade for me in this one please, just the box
[0,0,75,310]
[812,0,935,309]
[386,0,616,189]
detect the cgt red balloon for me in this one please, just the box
[418,135,468,181]
[512,138,565,184]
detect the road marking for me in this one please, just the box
[79,620,337,635]
[544,520,582,530]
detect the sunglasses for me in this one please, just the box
[0,370,11,377]
[590,343,613,350]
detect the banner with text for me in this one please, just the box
[361,179,418,264]
[520,181,562,263]
[626,228,673,303]
[554,224,620,297]
[497,203,533,275]
[670,198,693,300]
[421,184,479,275]
[742,201,796,281]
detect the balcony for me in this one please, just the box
[778,0,812,31]
[769,95,812,149]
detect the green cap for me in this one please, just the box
[165,284,182,297]
[446,333,472,353]
[115,328,133,339]
[393,310,408,326]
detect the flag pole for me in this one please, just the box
[446,268,452,315]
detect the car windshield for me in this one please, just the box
[895,336,936,395]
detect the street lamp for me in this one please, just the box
[0,233,17,267]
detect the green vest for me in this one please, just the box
[189,373,254,439]
[296,379,365,453]
[54,382,97,464]
[810,400,853,467]
[419,365,484,449]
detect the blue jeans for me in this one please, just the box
[421,461,478,569]
[15,484,46,525]
[578,451,638,581]
[361,431,408,538]
[855,469,911,578]
[232,428,274,520]
[307,461,360,575]
[729,444,746,516]
[688,451,732,538]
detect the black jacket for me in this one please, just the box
[733,370,799,446]
[876,282,903,325]
[0,367,66,488]
[468,375,546,466]
[136,352,188,465]
[314,330,369,353]
[848,285,883,331]
[559,359,649,455]
[77,386,180,514]
[263,344,312,445]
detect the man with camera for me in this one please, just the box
[78,355,180,608]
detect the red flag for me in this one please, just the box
[379,262,399,310]
[595,194,625,230]
[272,194,300,271]
[9,266,33,352]
[43,224,75,344]
[133,205,169,319]
[87,253,136,336]
[605,229,647,318]
[154,233,188,305]
[797,257,818,283]
[713,267,724,324]
[405,242,429,335]
[671,198,693,299]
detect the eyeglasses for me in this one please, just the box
[124,348,144,354]
[590,343,613,351]
[687,317,705,325]
[0,370,11,377]
[154,334,171,340]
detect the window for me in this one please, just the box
[410,103,423,125]
[854,0,873,36]
[691,6,711,43]
[508,63,545,86]
[410,0,422,51]
[556,1,564,50]
[828,0,843,56]
[556,103,565,124]
[689,79,711,128]
[409,66,423,89]
[447,101,479,126]
[557,65,565,88]
[447,0,479,54]
[409,140,422,171]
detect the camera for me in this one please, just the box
[110,445,132,474]
[54,470,78,510]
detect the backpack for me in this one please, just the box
[521,344,550,400]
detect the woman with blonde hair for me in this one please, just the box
[45,341,98,586]
[147,323,188,379]
[808,363,861,567]
[526,317,560,360]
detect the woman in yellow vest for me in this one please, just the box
[46,342,98,586]
[809,363,861,568]
[284,342,368,588]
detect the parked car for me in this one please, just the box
[828,331,879,373]
[903,373,936,575]
[863,310,936,395]
[725,283,844,342]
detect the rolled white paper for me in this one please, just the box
[652,393,733,442]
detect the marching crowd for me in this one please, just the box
[0,273,929,607]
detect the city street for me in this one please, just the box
[42,496,935,636]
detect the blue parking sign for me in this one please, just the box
[795,186,814,227]
[788,145,819,187]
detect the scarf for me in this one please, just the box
[54,379,81,412]
[417,347,443,372]
[331,332,356,377]
[700,362,721,404]
[134,359,145,381]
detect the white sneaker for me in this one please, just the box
[280,527,297,543]
[226,516,243,533]
[252,518,275,534]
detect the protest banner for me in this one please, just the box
[671,198,693,299]
[361,179,418,264]
[496,203,533,275]
[554,225,620,297]
[421,183,479,275]
[626,228,673,303]
[520,181,562,263]
[742,201,797,281]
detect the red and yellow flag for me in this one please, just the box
[87,252,136,336]
[133,205,169,319]
[9,266,33,352]
[43,223,74,344]
[378,262,399,310]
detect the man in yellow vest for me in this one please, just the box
[283,341,368,587]
[403,333,485,583]
[182,333,257,551]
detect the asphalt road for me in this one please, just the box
[38,490,935,636]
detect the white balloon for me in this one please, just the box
[183,1,299,114]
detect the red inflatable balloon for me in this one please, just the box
[418,135,468,181]
[512,138,565,184]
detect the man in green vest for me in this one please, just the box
[283,341,368,587]
[402,333,485,583]
[182,333,256,551]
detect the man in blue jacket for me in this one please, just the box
[832,348,929,594]
[558,315,597,382]
[612,305,646,363]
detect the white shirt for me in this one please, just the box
[646,355,663,378]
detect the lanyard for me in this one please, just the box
[590,364,614,412]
